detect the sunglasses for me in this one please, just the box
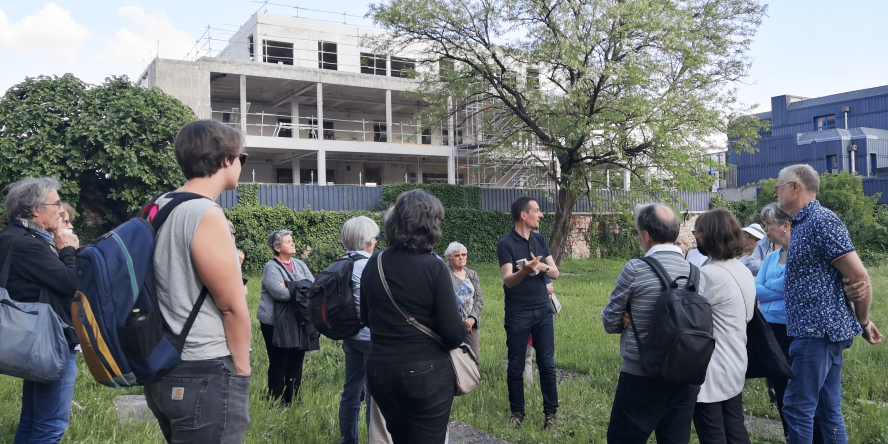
[238,153,249,166]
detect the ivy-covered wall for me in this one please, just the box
[381,183,482,209]
[226,184,550,275]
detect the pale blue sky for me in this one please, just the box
[1,0,886,114]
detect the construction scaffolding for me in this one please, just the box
[452,98,554,189]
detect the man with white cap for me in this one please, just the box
[738,223,770,276]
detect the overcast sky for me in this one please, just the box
[1,0,886,115]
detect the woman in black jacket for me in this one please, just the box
[0,177,80,444]
[360,189,466,444]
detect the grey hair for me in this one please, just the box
[760,202,792,227]
[444,241,467,260]
[267,229,293,256]
[383,206,394,223]
[2,177,60,221]
[341,216,379,251]
[227,220,235,233]
[634,203,680,243]
[778,164,820,194]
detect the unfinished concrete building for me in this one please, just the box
[137,11,552,187]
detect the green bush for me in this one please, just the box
[226,185,554,274]
[381,183,481,208]
[584,213,642,260]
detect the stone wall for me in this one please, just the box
[565,213,701,260]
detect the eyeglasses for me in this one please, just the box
[374,234,380,240]
[774,181,794,190]
[238,153,249,166]
[230,231,236,236]
[452,253,467,258]
[42,201,62,208]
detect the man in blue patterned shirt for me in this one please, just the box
[776,164,882,443]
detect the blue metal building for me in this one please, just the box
[731,85,888,201]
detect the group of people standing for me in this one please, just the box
[603,163,882,444]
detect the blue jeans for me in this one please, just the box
[14,351,77,444]
[504,305,558,415]
[783,337,853,444]
[339,339,371,444]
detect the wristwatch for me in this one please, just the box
[861,319,871,329]
[545,266,550,274]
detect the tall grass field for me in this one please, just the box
[1,258,886,443]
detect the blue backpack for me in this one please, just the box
[72,193,210,387]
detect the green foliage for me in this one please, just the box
[585,213,642,260]
[227,186,552,274]
[0,74,194,227]
[710,194,766,225]
[381,183,482,208]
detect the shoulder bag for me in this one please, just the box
[376,252,480,396]
[0,235,70,383]
[713,262,793,380]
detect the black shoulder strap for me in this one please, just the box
[0,234,23,288]
[638,256,675,289]
[142,191,214,353]
[147,192,209,231]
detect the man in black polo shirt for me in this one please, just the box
[497,196,560,432]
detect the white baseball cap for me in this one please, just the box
[742,223,766,240]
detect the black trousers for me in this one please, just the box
[260,322,306,406]
[607,372,700,444]
[766,322,826,443]
[693,393,751,444]
[367,357,455,444]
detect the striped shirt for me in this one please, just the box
[601,246,706,376]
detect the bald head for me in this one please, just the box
[635,203,680,243]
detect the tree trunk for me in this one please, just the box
[548,187,579,265]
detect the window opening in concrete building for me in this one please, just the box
[276,168,293,183]
[263,40,294,65]
[815,115,836,131]
[277,118,292,137]
[365,167,381,183]
[300,169,334,184]
[391,56,415,78]
[526,68,539,90]
[318,41,338,70]
[223,112,231,124]
[423,172,449,183]
[439,60,454,80]
[422,129,431,144]
[827,154,838,174]
[374,124,387,142]
[248,35,254,60]
[307,119,333,139]
[442,129,463,146]
[323,122,334,139]
[360,53,386,75]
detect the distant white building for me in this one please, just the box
[138,12,548,187]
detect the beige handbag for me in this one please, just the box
[376,253,481,396]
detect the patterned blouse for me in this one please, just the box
[784,200,861,341]
[455,274,475,321]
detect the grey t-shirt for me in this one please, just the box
[153,194,232,361]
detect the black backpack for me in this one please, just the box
[308,253,364,340]
[627,256,715,385]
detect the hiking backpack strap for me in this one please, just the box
[625,256,697,354]
[142,191,213,352]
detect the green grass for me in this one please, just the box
[1,258,887,443]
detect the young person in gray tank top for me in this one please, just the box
[144,120,252,444]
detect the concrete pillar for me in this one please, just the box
[415,118,422,144]
[239,75,247,134]
[386,90,393,143]
[416,158,423,184]
[447,96,455,184]
[623,170,630,191]
[290,98,300,139]
[291,158,301,184]
[316,83,323,141]
[318,149,327,186]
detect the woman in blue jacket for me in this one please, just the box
[756,202,822,442]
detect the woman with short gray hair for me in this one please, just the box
[257,229,314,406]
[444,241,483,359]
[0,177,80,443]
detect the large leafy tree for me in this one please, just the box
[367,0,768,263]
[0,74,194,226]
